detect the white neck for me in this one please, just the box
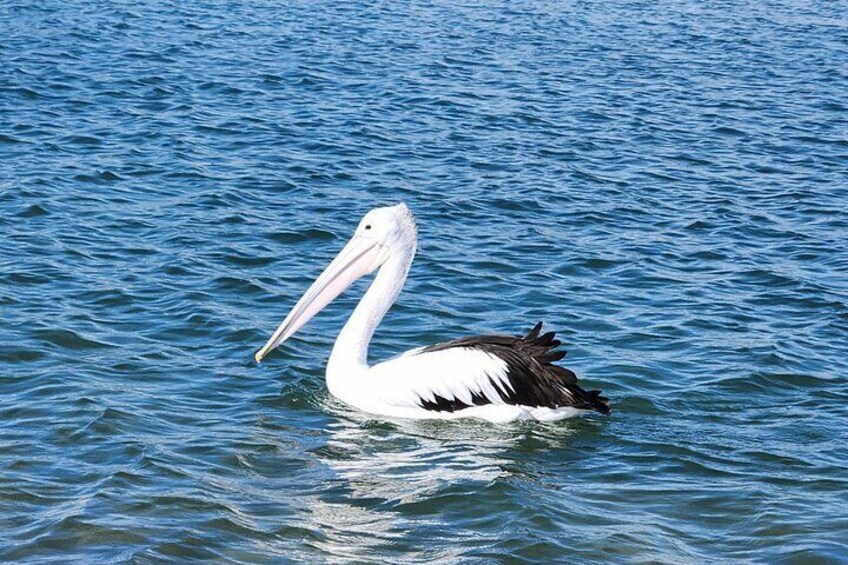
[326,243,414,388]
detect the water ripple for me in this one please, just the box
[2,0,848,562]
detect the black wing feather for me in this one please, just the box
[418,322,610,414]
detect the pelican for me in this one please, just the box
[255,203,609,423]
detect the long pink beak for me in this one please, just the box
[254,236,388,363]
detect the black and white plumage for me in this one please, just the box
[255,204,610,423]
[415,322,609,415]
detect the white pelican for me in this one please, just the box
[255,203,609,423]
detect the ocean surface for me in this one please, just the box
[2,1,847,563]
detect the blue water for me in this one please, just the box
[2,1,848,563]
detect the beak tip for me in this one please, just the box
[254,351,264,364]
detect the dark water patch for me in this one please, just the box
[63,135,103,146]
[32,329,115,350]
[17,203,50,217]
[212,276,265,295]
[0,133,28,144]
[162,264,196,277]
[75,288,137,308]
[0,347,47,363]
[213,251,276,268]
[73,171,123,183]
[3,86,43,100]
[265,229,337,244]
[3,272,54,286]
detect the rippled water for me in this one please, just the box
[2,1,848,563]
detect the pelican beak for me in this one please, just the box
[254,236,389,363]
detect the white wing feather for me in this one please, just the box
[364,347,512,410]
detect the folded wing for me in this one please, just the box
[370,322,610,414]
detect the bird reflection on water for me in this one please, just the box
[277,397,582,563]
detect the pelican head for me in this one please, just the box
[255,203,417,363]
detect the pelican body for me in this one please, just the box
[255,204,609,423]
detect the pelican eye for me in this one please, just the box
[365,224,371,230]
